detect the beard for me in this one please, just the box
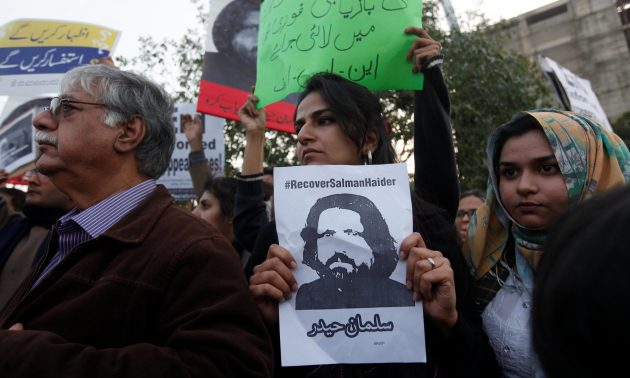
[322,252,371,284]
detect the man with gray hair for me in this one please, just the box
[0,65,273,377]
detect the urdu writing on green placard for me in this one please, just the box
[254,0,424,107]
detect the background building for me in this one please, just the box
[501,0,630,120]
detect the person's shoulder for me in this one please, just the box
[297,279,324,294]
[131,189,238,259]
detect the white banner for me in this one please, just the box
[275,163,426,366]
[0,109,35,172]
[538,55,612,131]
[157,103,225,200]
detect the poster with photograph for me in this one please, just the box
[274,163,426,366]
[157,103,225,200]
[0,109,35,172]
[197,0,295,133]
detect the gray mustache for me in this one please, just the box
[34,130,58,147]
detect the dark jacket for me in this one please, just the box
[239,66,499,377]
[0,186,273,378]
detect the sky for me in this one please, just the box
[0,0,557,112]
[2,0,557,61]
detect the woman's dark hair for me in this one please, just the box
[533,184,630,378]
[295,72,397,165]
[491,115,542,181]
[203,177,237,218]
[300,193,398,279]
[460,189,485,201]
[0,187,26,212]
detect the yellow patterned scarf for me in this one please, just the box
[466,110,630,280]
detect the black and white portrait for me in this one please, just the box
[296,193,414,310]
[275,164,423,366]
[201,0,259,91]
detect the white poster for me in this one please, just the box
[0,109,35,172]
[157,103,225,200]
[274,163,426,366]
[538,55,612,130]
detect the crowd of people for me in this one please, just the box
[0,19,628,378]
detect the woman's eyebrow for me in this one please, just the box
[499,155,556,165]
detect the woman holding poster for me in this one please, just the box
[240,28,500,377]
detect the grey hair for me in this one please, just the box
[60,65,175,178]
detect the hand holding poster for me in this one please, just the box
[274,163,426,366]
[0,19,120,95]
[255,0,424,107]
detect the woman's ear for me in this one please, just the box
[361,130,379,156]
[113,116,146,153]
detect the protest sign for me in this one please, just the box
[0,19,120,96]
[197,0,296,133]
[157,103,225,200]
[0,109,35,173]
[274,163,426,366]
[254,0,424,107]
[538,55,612,130]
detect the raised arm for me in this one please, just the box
[405,27,459,222]
[183,114,211,200]
[233,95,271,254]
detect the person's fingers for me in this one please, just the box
[266,244,297,269]
[411,44,442,72]
[9,323,24,331]
[404,26,431,39]
[250,257,297,297]
[181,114,192,126]
[240,97,259,118]
[405,37,436,60]
[404,26,434,59]
[249,280,287,302]
[399,232,426,261]
[250,260,296,298]
[250,245,298,295]
[406,247,443,294]
[413,256,452,302]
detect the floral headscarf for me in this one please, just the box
[466,110,630,280]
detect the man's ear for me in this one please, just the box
[113,116,146,153]
[361,130,378,156]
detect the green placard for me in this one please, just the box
[255,0,424,107]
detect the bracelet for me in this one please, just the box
[423,54,444,71]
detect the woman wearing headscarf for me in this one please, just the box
[465,109,630,377]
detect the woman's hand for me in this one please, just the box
[249,244,298,327]
[238,94,267,175]
[404,27,442,73]
[182,114,203,151]
[399,232,458,334]
[238,94,267,137]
